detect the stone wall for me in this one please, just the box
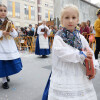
[54,0,99,26]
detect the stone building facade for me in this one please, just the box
[54,0,100,26]
[0,0,54,27]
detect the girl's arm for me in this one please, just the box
[81,34,99,70]
[9,28,18,38]
[53,35,86,64]
[90,26,93,33]
[0,31,10,37]
[37,26,44,35]
[45,26,50,35]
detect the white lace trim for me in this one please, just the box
[48,88,97,100]
[49,88,94,97]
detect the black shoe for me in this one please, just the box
[2,82,9,89]
[42,55,47,58]
[6,76,10,82]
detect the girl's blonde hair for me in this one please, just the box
[60,4,79,24]
[0,4,7,9]
[0,4,7,41]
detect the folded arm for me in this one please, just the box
[53,36,86,64]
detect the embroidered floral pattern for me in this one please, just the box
[0,17,8,29]
[57,28,82,51]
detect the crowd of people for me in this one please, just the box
[15,20,95,43]
[14,19,96,54]
[15,24,62,37]
[15,24,36,37]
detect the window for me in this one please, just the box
[45,3,48,7]
[38,15,42,21]
[45,10,48,18]
[24,0,29,1]
[50,13,53,20]
[38,0,41,4]
[49,4,53,8]
[0,0,2,4]
[30,0,34,2]
[31,6,35,20]
[7,1,13,16]
[15,2,20,18]
[24,5,28,19]
[38,7,42,13]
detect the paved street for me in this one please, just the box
[0,52,100,100]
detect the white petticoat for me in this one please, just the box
[48,34,98,100]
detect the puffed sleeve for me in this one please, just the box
[94,20,100,33]
[52,35,86,64]
[37,26,44,35]
[0,30,3,38]
[9,28,18,38]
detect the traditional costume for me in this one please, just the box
[42,28,99,100]
[35,24,50,57]
[0,17,22,88]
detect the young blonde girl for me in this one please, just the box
[0,4,22,89]
[42,4,99,100]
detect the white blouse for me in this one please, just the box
[0,29,20,60]
[37,24,50,35]
[48,34,98,100]
[37,24,50,49]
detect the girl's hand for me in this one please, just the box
[3,31,10,36]
[11,28,14,32]
[82,32,87,35]
[89,69,96,80]
[85,48,93,60]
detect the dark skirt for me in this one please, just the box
[42,72,51,100]
[35,36,50,55]
[0,58,22,78]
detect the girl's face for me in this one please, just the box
[97,14,100,19]
[0,6,7,18]
[42,21,46,25]
[62,8,79,32]
[81,23,84,28]
[87,21,89,26]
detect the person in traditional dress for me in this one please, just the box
[35,20,50,58]
[0,4,22,89]
[94,9,100,59]
[42,4,99,100]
